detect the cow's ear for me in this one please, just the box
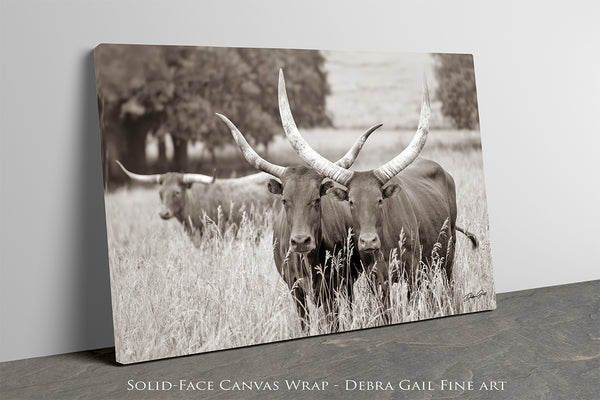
[320,181,335,196]
[327,187,348,202]
[382,183,400,199]
[267,179,283,195]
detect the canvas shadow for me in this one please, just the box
[70,50,114,357]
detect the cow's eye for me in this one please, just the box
[314,198,320,207]
[378,198,383,205]
[282,199,287,205]
[349,200,354,206]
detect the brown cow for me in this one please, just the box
[116,162,276,237]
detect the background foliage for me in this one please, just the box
[95,45,330,184]
[95,47,480,187]
[433,54,480,130]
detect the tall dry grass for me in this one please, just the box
[105,128,495,364]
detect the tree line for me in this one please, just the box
[94,45,331,184]
[94,46,479,186]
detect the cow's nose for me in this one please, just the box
[290,235,314,252]
[159,209,172,220]
[290,235,312,246]
[358,233,380,252]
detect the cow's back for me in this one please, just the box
[184,172,278,230]
[383,158,457,270]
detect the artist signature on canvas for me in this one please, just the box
[463,289,487,302]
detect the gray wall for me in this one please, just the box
[1,1,598,363]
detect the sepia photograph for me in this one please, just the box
[94,45,495,364]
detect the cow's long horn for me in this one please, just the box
[116,160,162,184]
[278,69,353,186]
[372,78,430,184]
[335,123,383,168]
[216,113,286,178]
[182,170,216,185]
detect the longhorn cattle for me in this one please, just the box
[116,161,276,237]
[279,70,478,318]
[216,113,381,330]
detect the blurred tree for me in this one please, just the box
[433,54,480,130]
[164,46,250,169]
[95,45,173,178]
[94,45,330,182]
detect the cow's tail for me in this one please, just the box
[456,226,479,249]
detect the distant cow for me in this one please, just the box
[280,72,478,318]
[116,161,276,237]
[217,110,381,330]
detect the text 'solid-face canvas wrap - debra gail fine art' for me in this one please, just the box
[94,44,496,364]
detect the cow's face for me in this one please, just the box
[328,171,400,253]
[157,173,191,220]
[268,167,333,254]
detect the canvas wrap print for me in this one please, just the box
[94,44,495,364]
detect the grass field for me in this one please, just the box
[105,128,495,364]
